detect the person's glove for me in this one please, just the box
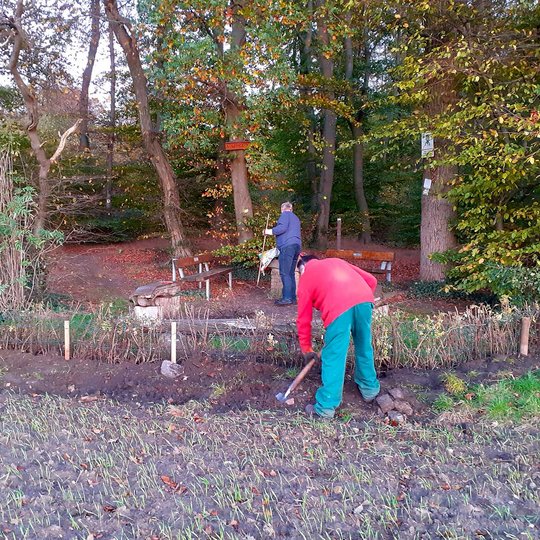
[264,228,273,235]
[303,351,319,363]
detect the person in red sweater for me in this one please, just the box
[296,254,380,418]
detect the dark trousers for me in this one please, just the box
[278,244,301,301]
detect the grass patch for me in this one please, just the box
[209,336,251,352]
[473,371,540,420]
[434,371,540,421]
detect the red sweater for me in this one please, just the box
[296,258,377,352]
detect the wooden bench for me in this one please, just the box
[324,249,395,282]
[172,253,232,300]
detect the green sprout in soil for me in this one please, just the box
[433,394,455,412]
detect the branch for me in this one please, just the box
[50,119,82,164]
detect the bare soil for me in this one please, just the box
[1,347,538,421]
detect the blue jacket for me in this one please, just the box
[272,211,301,249]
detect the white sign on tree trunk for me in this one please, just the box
[421,132,434,158]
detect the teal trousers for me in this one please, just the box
[314,302,380,418]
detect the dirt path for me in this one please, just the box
[46,236,469,318]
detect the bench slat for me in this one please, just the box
[172,252,215,267]
[325,249,395,262]
[181,267,232,282]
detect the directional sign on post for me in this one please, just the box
[421,132,434,158]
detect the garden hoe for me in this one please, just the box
[275,355,318,403]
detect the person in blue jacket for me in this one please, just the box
[264,202,302,305]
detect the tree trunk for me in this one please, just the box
[104,0,190,256]
[299,1,319,212]
[224,0,253,243]
[211,138,228,231]
[230,145,253,243]
[351,123,371,243]
[420,76,457,281]
[5,0,79,233]
[105,20,116,210]
[312,1,336,250]
[345,29,371,244]
[306,118,319,212]
[313,109,337,250]
[79,0,101,151]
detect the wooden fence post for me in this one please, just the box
[336,218,342,250]
[520,317,531,356]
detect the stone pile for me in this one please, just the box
[375,387,415,425]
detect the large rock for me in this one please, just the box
[394,400,413,416]
[375,393,395,414]
[388,387,406,400]
[161,360,183,379]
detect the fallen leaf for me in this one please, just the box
[160,475,187,494]
[167,405,184,417]
[160,475,177,489]
[230,519,239,529]
[103,504,117,513]
[192,413,204,423]
[80,395,99,403]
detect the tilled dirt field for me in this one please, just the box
[0,390,538,539]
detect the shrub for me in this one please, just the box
[0,149,63,310]
[484,263,540,306]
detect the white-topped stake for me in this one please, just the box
[64,320,70,361]
[171,321,177,364]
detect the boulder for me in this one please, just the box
[394,400,413,416]
[375,393,395,414]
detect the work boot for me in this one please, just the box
[360,390,380,404]
[274,298,293,306]
[305,404,333,419]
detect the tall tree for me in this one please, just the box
[344,14,372,244]
[225,0,253,243]
[2,0,81,233]
[105,20,116,210]
[312,0,337,249]
[418,0,459,281]
[104,0,190,256]
[78,0,101,151]
[420,76,458,281]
